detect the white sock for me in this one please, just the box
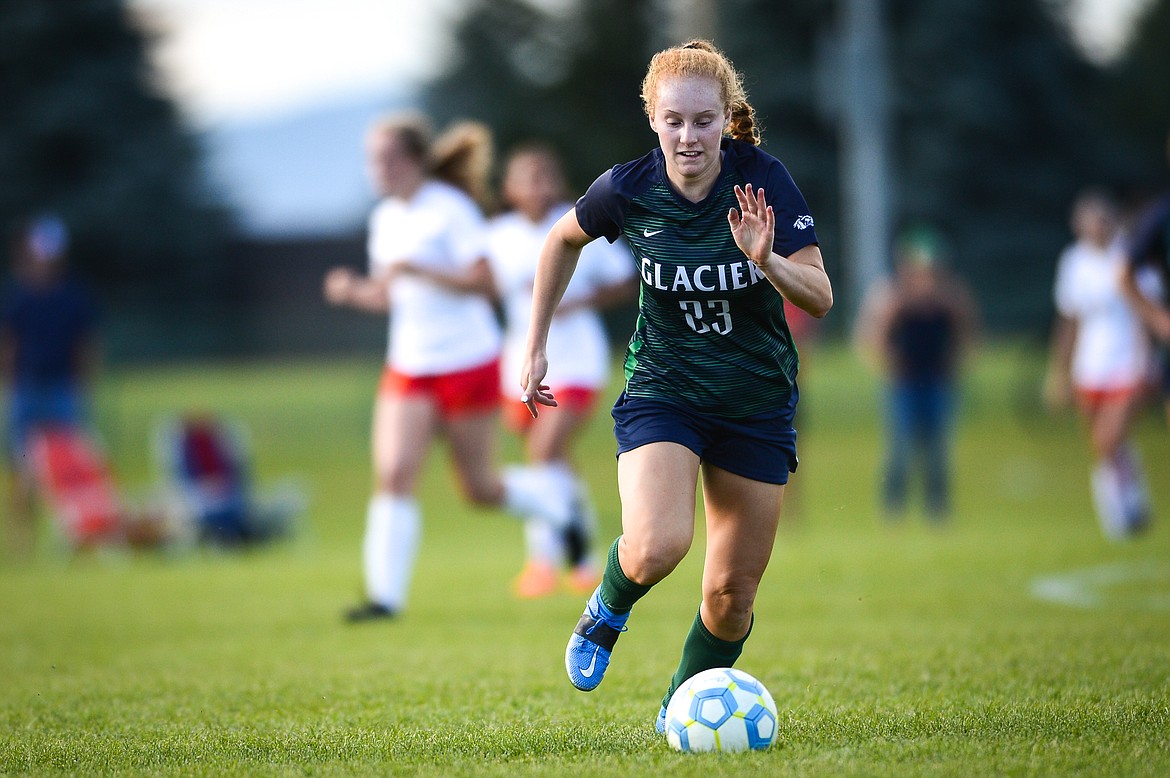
[363,494,421,610]
[502,465,572,530]
[571,473,600,569]
[522,462,589,566]
[524,520,564,567]
[1090,462,1127,540]
[1114,444,1151,530]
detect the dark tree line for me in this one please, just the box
[425,0,1170,333]
[1,0,1166,358]
[0,0,232,358]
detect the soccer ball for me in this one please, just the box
[663,667,778,753]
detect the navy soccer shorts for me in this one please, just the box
[611,387,799,485]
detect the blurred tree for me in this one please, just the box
[879,0,1116,332]
[724,0,1121,332]
[422,0,655,201]
[1102,0,1170,192]
[0,0,233,359]
[717,0,841,304]
[425,0,1131,334]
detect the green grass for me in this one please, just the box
[2,343,1168,776]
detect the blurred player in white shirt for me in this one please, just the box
[1046,189,1154,539]
[323,115,575,621]
[487,143,637,598]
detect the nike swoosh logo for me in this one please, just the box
[643,229,664,237]
[578,645,600,678]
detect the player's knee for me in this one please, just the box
[373,464,417,494]
[619,532,689,585]
[461,477,504,508]
[703,582,758,633]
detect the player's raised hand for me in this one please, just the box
[728,183,775,266]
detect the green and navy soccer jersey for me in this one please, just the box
[575,138,819,417]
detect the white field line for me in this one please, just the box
[1029,562,1170,611]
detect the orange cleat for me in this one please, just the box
[565,562,602,596]
[513,560,558,599]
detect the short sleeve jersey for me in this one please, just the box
[368,180,501,375]
[1054,239,1150,390]
[575,138,818,416]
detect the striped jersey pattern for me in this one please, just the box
[575,139,819,417]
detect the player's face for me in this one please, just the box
[649,75,729,190]
[1072,200,1116,247]
[504,152,563,221]
[366,130,421,197]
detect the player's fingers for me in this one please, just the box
[727,207,741,228]
[520,383,557,417]
[733,184,752,212]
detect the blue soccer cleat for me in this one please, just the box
[565,587,628,691]
[655,704,667,734]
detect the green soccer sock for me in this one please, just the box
[660,607,754,710]
[597,537,652,614]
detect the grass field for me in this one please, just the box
[2,342,1168,776]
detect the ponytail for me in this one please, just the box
[430,121,494,210]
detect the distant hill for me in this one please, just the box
[198,88,413,238]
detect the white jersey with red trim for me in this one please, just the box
[1054,239,1150,390]
[487,203,634,392]
[368,180,501,375]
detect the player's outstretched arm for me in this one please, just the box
[520,208,593,418]
[322,266,391,314]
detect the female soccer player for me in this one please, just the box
[487,143,637,598]
[323,113,573,622]
[1046,190,1153,538]
[518,41,832,730]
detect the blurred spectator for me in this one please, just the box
[854,227,979,522]
[486,142,637,598]
[1,214,100,556]
[1046,190,1152,539]
[153,413,303,548]
[1121,130,1170,427]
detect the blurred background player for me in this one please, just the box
[854,226,978,523]
[323,113,574,622]
[1047,190,1154,538]
[1121,129,1170,427]
[486,142,637,598]
[1,214,100,557]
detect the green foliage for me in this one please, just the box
[423,0,656,199]
[0,0,233,357]
[423,0,1161,336]
[1103,0,1170,184]
[882,0,1115,332]
[1,344,1168,775]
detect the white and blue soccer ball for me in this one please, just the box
[664,667,778,753]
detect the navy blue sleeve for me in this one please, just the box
[575,150,660,244]
[731,141,818,257]
[762,156,818,258]
[575,167,628,243]
[1127,194,1170,268]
